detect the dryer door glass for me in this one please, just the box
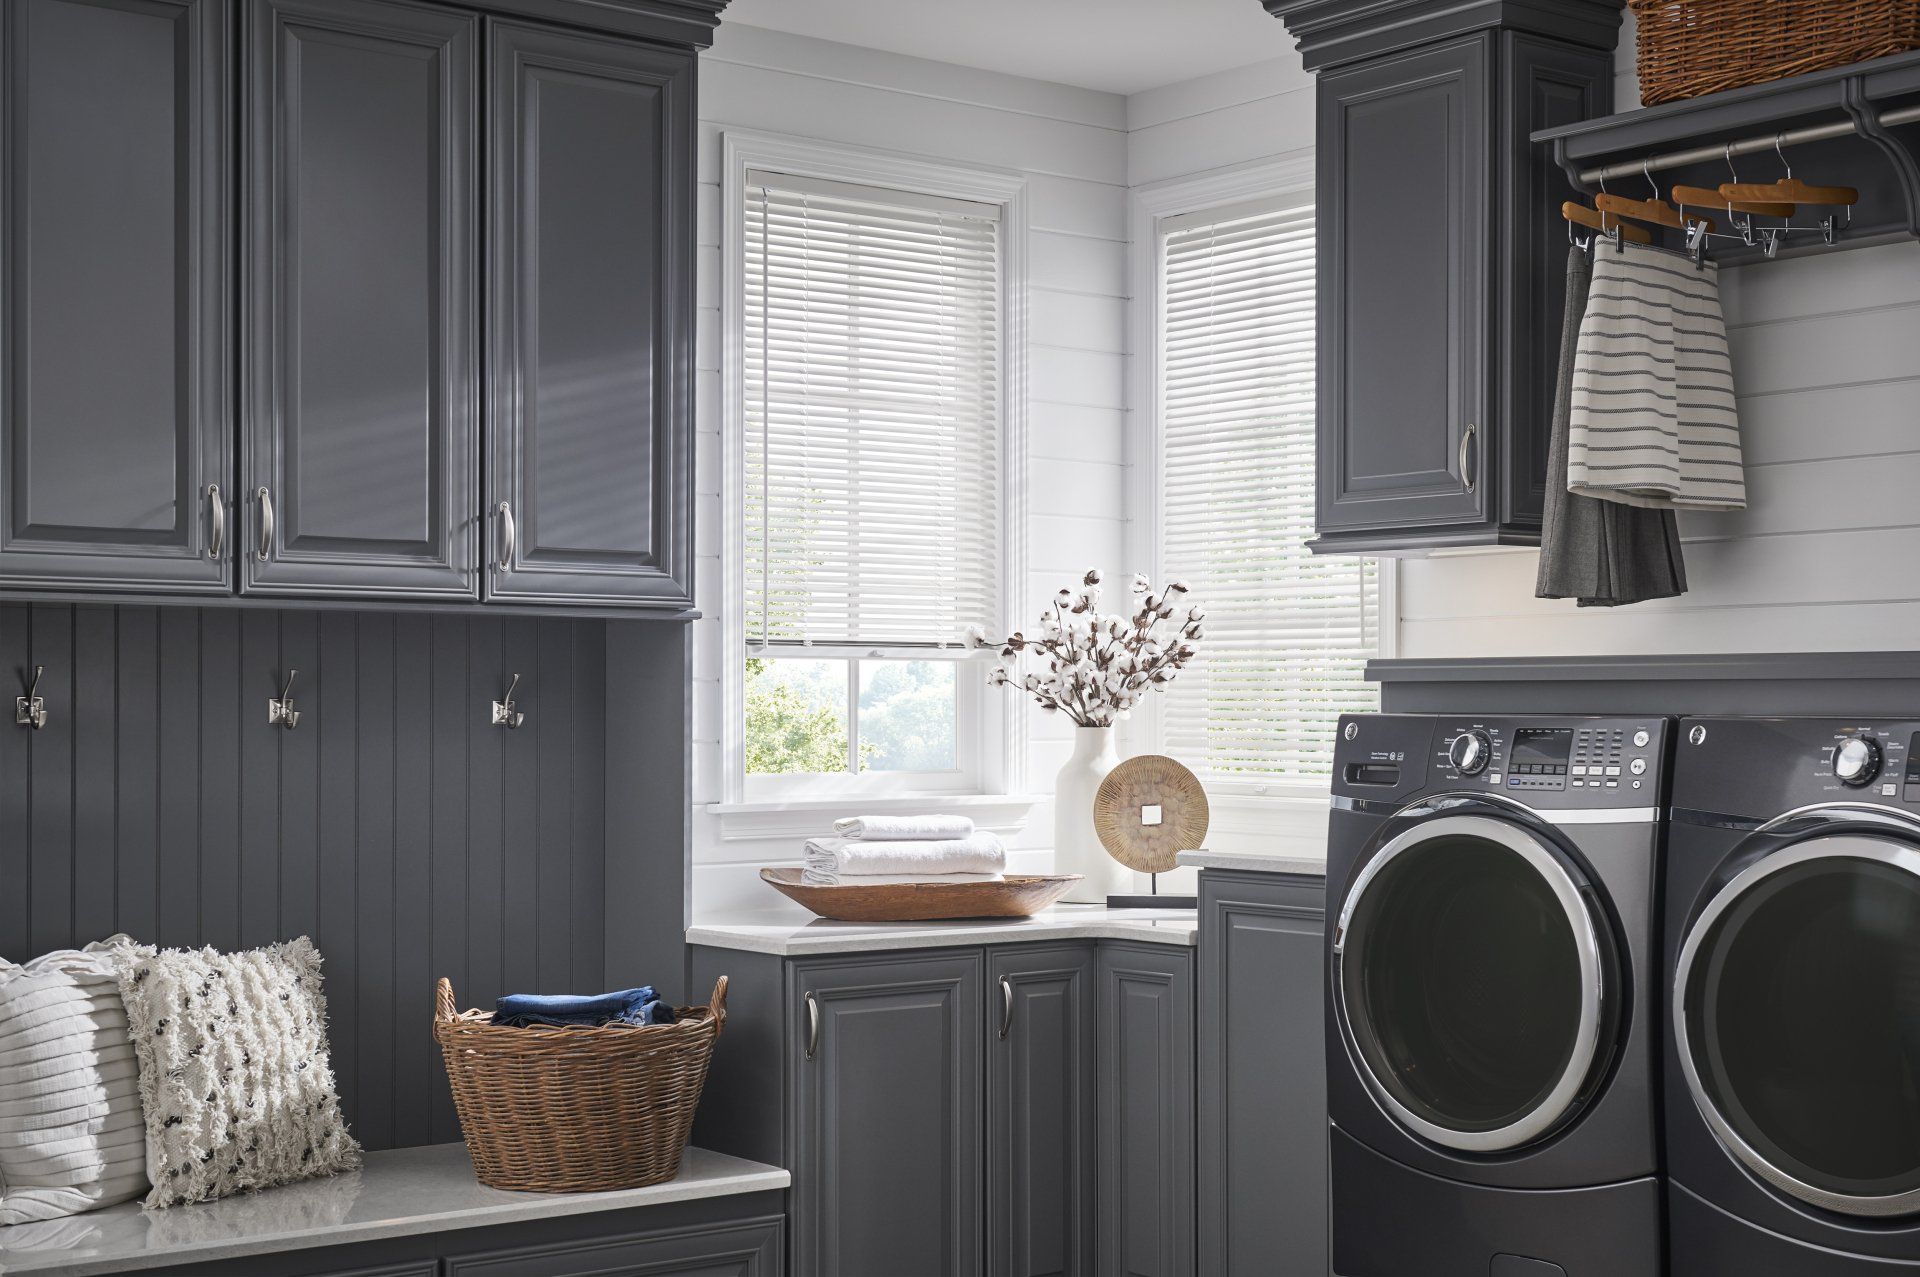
[1335,814,1614,1154]
[1677,837,1920,1216]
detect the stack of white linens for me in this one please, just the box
[802,815,1006,887]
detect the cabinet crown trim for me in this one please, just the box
[1266,0,1623,68]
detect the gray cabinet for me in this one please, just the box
[0,0,230,592]
[445,1218,784,1276]
[1198,871,1328,1277]
[788,951,984,1277]
[484,20,695,608]
[1096,942,1196,1277]
[242,0,479,599]
[988,945,1095,1277]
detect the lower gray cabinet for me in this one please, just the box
[1097,942,1196,1277]
[446,1218,784,1276]
[1197,870,1329,1277]
[988,945,1095,1277]
[788,951,984,1277]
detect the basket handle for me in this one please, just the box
[435,977,457,1025]
[708,975,728,1037]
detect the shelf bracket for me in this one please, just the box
[1554,136,1596,197]
[1842,76,1920,241]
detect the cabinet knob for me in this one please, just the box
[255,486,275,562]
[1459,423,1477,495]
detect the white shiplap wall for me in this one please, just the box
[1398,18,1920,658]
[690,25,1133,917]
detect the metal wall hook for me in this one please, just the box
[268,669,300,729]
[16,665,46,730]
[492,673,525,729]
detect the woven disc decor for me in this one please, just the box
[1093,755,1209,874]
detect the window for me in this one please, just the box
[1153,192,1379,790]
[740,169,1004,795]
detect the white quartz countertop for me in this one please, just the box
[0,1143,789,1276]
[687,902,1199,956]
[1177,848,1329,876]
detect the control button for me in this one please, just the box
[1606,780,1618,787]
[1572,765,1587,776]
[1629,758,1647,776]
[1605,765,1621,777]
[1488,773,1502,785]
[1632,779,1642,790]
[1633,729,1650,748]
[1883,783,1900,798]
[1835,735,1884,789]
[1449,729,1493,775]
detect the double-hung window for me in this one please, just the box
[1153,191,1381,793]
[740,170,1004,797]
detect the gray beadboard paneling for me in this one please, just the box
[0,602,630,1152]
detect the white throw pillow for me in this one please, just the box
[120,937,360,1209]
[0,936,154,1225]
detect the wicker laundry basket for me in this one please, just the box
[1630,0,1920,104]
[433,975,727,1193]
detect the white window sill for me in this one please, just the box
[706,793,1043,842]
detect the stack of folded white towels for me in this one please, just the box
[802,814,1007,887]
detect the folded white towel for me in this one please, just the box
[802,872,1006,887]
[832,814,975,841]
[803,831,1007,886]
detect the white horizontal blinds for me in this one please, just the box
[1157,196,1378,783]
[744,170,1002,650]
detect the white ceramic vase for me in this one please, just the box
[1053,725,1131,904]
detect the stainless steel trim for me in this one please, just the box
[999,977,1013,1040]
[1334,813,1608,1154]
[496,500,516,574]
[1459,424,1477,493]
[1330,793,1659,825]
[804,991,820,1060]
[1675,835,1920,1217]
[255,486,274,563]
[206,484,225,562]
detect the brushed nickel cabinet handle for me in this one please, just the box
[998,977,1014,1040]
[1460,423,1478,494]
[206,484,225,561]
[255,486,274,562]
[496,500,516,574]
[804,992,820,1060]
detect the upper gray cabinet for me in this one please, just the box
[243,0,480,599]
[1271,0,1620,555]
[484,21,695,608]
[0,0,230,593]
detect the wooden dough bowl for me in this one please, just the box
[759,868,1082,922]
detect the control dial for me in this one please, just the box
[1449,729,1493,776]
[1835,735,1883,788]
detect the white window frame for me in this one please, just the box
[717,129,1031,814]
[1126,155,1398,848]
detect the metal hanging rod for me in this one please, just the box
[1578,103,1920,184]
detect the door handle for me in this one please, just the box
[495,500,516,575]
[255,487,275,562]
[804,992,820,1060]
[206,484,225,561]
[998,977,1013,1040]
[1459,423,1478,494]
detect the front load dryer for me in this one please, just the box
[1667,717,1920,1273]
[1327,713,1670,1277]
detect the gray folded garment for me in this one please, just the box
[1536,244,1688,608]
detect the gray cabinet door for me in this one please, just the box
[1096,942,1196,1277]
[0,0,230,593]
[446,1217,784,1276]
[988,945,1095,1277]
[484,21,694,608]
[242,0,479,599]
[789,951,984,1277]
[1197,872,1328,1277]
[1313,36,1490,551]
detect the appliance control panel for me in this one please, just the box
[1674,718,1920,818]
[1333,715,1669,808]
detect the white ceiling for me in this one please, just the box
[718,0,1294,96]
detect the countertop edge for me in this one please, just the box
[1176,849,1329,876]
[685,908,1201,956]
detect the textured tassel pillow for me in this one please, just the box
[0,936,153,1224]
[120,937,360,1208]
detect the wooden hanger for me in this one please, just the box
[1562,200,1653,244]
[1719,176,1858,206]
[1670,184,1794,217]
[1595,191,1716,235]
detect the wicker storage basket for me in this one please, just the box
[1631,0,1920,104]
[433,975,727,1193]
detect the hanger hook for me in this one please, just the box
[1775,131,1791,179]
[1643,159,1659,200]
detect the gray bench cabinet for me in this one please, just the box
[1096,941,1197,1277]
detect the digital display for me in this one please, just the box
[1511,728,1573,776]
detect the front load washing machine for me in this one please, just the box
[1667,717,1920,1273]
[1327,713,1670,1277]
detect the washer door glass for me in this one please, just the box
[1677,837,1920,1215]
[1337,814,1612,1153]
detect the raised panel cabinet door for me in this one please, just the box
[445,1217,784,1276]
[789,951,984,1277]
[1197,872,1328,1277]
[0,0,230,592]
[1096,942,1196,1277]
[485,21,694,607]
[988,944,1095,1277]
[1313,36,1491,551]
[243,0,479,599]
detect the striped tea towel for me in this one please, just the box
[1567,241,1745,511]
